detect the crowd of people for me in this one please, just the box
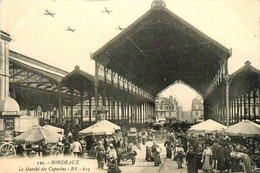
[162,129,260,173]
[14,123,260,173]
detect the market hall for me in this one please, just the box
[0,0,259,172]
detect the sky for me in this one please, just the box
[1,0,259,111]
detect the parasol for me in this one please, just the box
[79,120,120,136]
[98,120,121,131]
[188,119,227,133]
[226,120,260,137]
[42,124,64,135]
[14,125,62,144]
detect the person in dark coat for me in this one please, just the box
[63,139,71,156]
[164,140,172,158]
[103,135,109,151]
[224,144,232,172]
[196,143,204,170]
[112,136,118,150]
[186,146,198,173]
[16,144,25,157]
[217,144,226,173]
[212,140,220,169]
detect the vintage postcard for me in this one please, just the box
[0,0,259,173]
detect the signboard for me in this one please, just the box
[1,111,18,116]
[5,118,14,130]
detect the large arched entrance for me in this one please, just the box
[156,80,204,124]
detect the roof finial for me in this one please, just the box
[245,60,251,65]
[151,0,166,9]
[74,65,80,70]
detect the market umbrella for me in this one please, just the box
[42,124,64,135]
[226,120,260,137]
[14,125,62,144]
[188,119,227,133]
[79,120,119,136]
[98,120,121,131]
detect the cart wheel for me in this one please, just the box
[132,158,135,164]
[0,143,16,157]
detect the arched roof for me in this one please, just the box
[60,66,95,94]
[93,3,230,97]
[229,61,260,97]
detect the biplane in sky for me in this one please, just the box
[102,7,113,15]
[66,27,76,32]
[44,9,55,17]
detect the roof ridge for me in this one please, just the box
[230,61,260,78]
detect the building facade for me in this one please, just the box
[155,95,179,122]
[191,98,204,122]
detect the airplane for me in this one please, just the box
[116,26,125,31]
[66,27,76,32]
[44,9,55,17]
[102,7,113,15]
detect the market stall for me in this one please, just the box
[226,120,260,137]
[42,124,64,136]
[187,119,227,133]
[79,120,120,136]
[14,125,62,144]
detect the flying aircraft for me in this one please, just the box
[44,9,55,17]
[116,26,125,31]
[66,27,76,32]
[102,7,113,15]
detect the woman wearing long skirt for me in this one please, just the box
[174,144,185,169]
[96,141,105,169]
[186,146,198,173]
[152,141,162,166]
[202,145,213,172]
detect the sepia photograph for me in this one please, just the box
[0,0,259,172]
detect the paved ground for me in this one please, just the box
[118,143,188,173]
